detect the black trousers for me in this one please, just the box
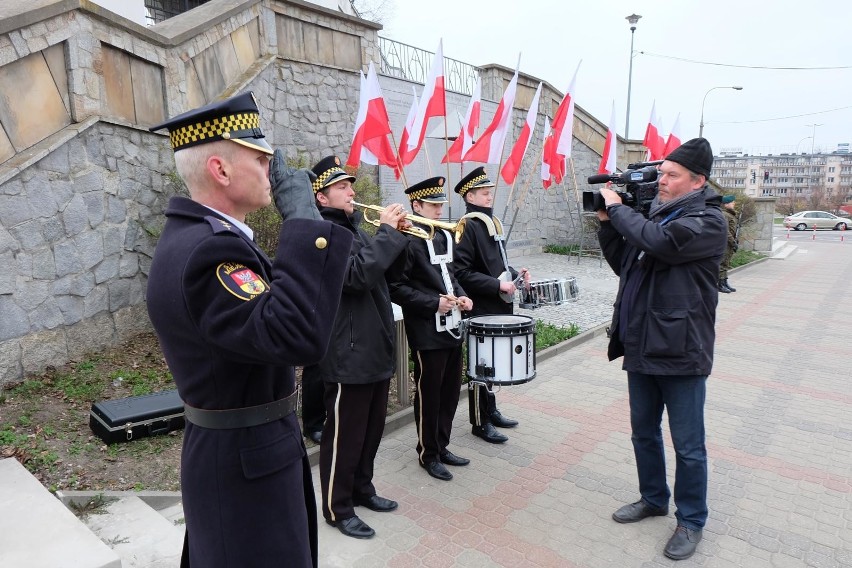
[468,381,497,426]
[319,379,390,522]
[412,346,463,464]
[300,365,325,435]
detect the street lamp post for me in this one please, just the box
[624,13,641,139]
[699,86,743,138]
[796,136,812,154]
[804,124,822,195]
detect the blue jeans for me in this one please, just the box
[627,372,708,530]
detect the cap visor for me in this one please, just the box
[231,137,273,155]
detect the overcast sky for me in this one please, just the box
[378,0,851,156]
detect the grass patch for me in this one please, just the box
[543,244,578,256]
[731,249,765,268]
[536,320,580,350]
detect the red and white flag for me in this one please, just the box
[663,113,683,156]
[395,86,419,178]
[463,65,519,165]
[501,82,542,184]
[544,62,580,184]
[442,75,481,163]
[597,101,617,174]
[406,40,446,156]
[540,117,552,189]
[346,63,398,170]
[643,101,666,160]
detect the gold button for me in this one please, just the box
[315,237,327,249]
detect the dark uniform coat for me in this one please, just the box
[598,186,726,376]
[313,207,408,384]
[389,226,466,350]
[454,203,517,317]
[146,196,352,568]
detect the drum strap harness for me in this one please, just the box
[427,229,463,338]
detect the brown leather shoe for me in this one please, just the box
[664,525,703,560]
[612,500,669,523]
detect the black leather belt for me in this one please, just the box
[183,390,299,429]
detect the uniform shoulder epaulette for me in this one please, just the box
[204,215,242,236]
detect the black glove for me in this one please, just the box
[269,149,321,222]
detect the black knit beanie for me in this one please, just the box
[665,138,713,178]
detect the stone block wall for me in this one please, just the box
[0,0,640,386]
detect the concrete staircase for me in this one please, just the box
[770,238,798,259]
[0,457,183,568]
[57,491,185,568]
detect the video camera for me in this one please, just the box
[583,160,662,218]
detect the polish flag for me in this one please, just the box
[395,86,419,178]
[442,75,481,163]
[663,113,683,156]
[540,117,552,189]
[346,63,398,170]
[643,101,666,160]
[406,40,446,156]
[501,82,542,184]
[597,101,617,174]
[545,62,580,184]
[463,66,519,164]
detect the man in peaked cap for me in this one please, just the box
[298,154,359,447]
[307,155,410,540]
[388,176,473,482]
[595,138,726,561]
[452,166,531,445]
[146,92,353,568]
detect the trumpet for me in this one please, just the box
[351,201,467,242]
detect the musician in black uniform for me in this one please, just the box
[311,156,409,540]
[388,177,473,481]
[146,93,352,568]
[453,167,531,444]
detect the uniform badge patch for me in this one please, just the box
[217,263,269,301]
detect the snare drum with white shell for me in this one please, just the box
[466,315,536,385]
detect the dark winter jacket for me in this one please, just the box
[389,226,467,350]
[314,206,408,384]
[598,186,726,376]
[454,203,517,317]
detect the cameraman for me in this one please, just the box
[595,138,726,561]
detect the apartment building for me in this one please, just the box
[712,150,852,203]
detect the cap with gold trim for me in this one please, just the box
[405,176,448,203]
[149,91,272,155]
[454,166,495,197]
[310,155,356,194]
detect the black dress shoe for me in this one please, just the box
[471,422,508,444]
[490,410,518,428]
[326,516,375,539]
[612,500,669,523]
[664,525,703,560]
[306,430,322,444]
[439,450,470,466]
[353,494,398,512]
[421,461,452,481]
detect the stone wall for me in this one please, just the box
[0,0,641,386]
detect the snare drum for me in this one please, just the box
[556,277,579,303]
[466,315,536,385]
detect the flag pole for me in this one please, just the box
[493,53,521,219]
[444,114,452,220]
[506,142,545,241]
[388,129,409,188]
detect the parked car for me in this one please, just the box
[783,211,851,231]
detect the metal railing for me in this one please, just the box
[377,36,478,96]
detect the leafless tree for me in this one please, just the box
[349,0,395,24]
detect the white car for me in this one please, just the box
[783,211,851,231]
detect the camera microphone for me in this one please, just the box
[587,173,615,184]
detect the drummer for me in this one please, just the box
[453,167,531,444]
[388,176,473,481]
